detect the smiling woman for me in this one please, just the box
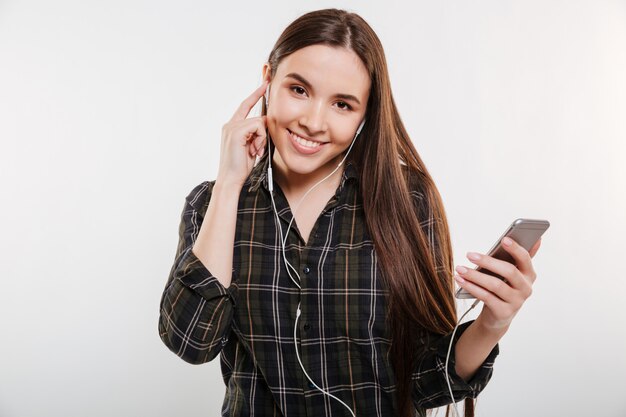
[262,43,371,226]
[157,8,535,417]
[264,45,369,178]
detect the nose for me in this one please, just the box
[299,100,327,134]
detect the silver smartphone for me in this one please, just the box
[455,218,550,299]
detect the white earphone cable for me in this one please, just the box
[294,302,357,417]
[264,118,477,417]
[267,126,360,288]
[265,122,362,416]
[445,299,481,417]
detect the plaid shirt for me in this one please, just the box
[158,156,498,416]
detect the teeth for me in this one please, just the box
[291,131,321,148]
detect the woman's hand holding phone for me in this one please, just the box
[454,236,543,332]
[216,80,269,188]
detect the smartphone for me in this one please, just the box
[455,218,550,299]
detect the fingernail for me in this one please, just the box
[467,252,481,261]
[502,237,512,246]
[455,265,468,274]
[454,274,465,283]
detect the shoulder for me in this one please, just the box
[184,180,216,214]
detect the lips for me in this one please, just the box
[287,129,327,144]
[287,129,327,155]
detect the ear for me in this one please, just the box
[261,63,271,83]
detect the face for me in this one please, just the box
[263,44,370,178]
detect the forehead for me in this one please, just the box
[276,44,370,98]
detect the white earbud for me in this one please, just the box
[265,84,270,107]
[356,118,365,136]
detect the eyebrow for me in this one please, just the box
[284,72,362,105]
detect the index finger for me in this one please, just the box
[230,80,269,122]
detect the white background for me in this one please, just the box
[1,1,625,416]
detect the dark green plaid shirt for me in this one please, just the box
[158,156,498,416]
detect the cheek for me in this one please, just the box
[265,106,280,135]
[332,123,358,145]
[266,113,285,142]
[267,104,299,141]
[271,99,300,123]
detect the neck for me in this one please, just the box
[271,150,345,198]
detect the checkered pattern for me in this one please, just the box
[158,157,498,416]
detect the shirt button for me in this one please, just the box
[303,266,310,274]
[303,323,311,331]
[309,382,316,389]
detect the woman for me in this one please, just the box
[158,8,542,417]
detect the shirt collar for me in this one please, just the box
[246,155,359,194]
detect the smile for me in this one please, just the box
[287,129,327,154]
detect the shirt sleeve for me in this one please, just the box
[158,180,239,365]
[411,320,499,408]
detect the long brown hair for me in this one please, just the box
[261,8,472,417]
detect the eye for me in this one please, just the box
[336,101,352,111]
[290,86,307,96]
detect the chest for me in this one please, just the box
[284,192,334,246]
[233,186,389,329]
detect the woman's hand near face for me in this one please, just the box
[216,80,269,188]
[454,237,543,332]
